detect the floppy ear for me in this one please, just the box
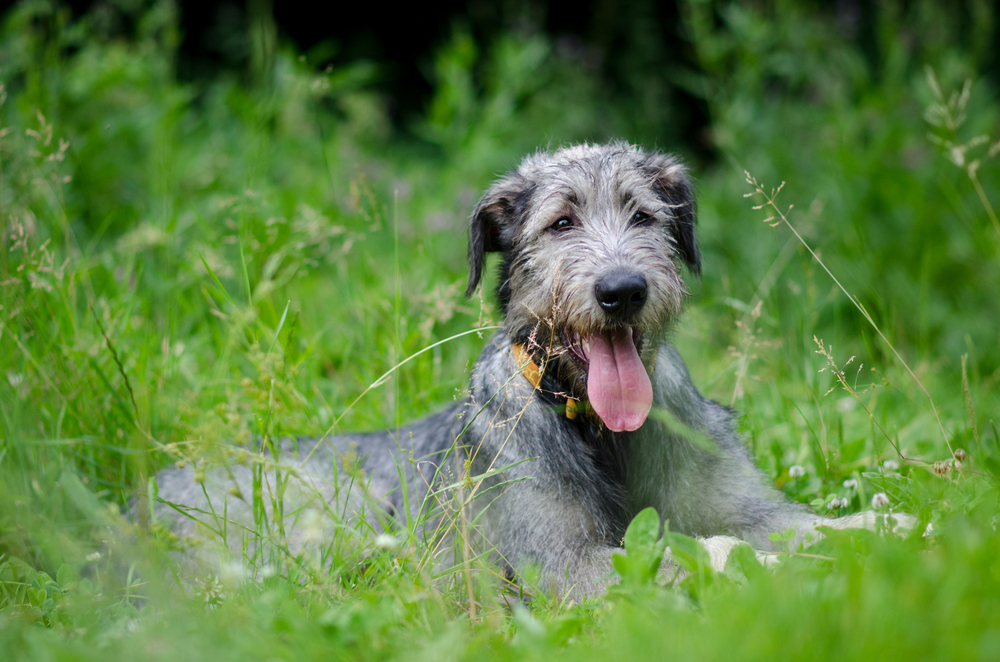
[652,158,700,277]
[466,174,532,296]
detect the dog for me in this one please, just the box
[150,142,900,597]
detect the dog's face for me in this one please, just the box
[466,143,699,432]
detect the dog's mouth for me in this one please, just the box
[559,327,652,432]
[560,328,647,369]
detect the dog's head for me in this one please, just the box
[466,142,699,432]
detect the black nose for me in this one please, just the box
[594,270,647,317]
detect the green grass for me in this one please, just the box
[2,1,1000,660]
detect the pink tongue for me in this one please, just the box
[585,329,653,432]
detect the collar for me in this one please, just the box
[511,342,595,421]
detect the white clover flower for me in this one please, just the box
[932,460,951,476]
[200,576,225,605]
[843,478,858,489]
[374,533,400,550]
[883,459,899,471]
[788,465,806,478]
[828,497,849,510]
[85,551,101,562]
[871,492,890,509]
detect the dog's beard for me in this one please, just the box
[521,323,658,432]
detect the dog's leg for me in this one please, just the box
[481,491,749,596]
[629,343,830,549]
[632,343,917,556]
[820,510,917,533]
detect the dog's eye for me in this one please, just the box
[632,211,653,226]
[550,217,574,232]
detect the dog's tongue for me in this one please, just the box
[585,329,653,432]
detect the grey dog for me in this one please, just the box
[152,142,890,596]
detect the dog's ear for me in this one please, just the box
[651,157,700,277]
[466,175,531,296]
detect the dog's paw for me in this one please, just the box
[819,510,917,534]
[700,537,786,572]
[699,535,747,573]
[754,551,783,568]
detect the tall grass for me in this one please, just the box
[2,1,999,660]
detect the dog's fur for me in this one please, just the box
[151,142,892,596]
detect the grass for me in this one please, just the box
[2,1,1000,660]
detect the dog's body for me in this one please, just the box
[152,143,884,596]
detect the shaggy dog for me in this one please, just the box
[151,142,902,596]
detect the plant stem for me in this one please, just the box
[747,173,953,456]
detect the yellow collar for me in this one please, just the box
[511,343,594,421]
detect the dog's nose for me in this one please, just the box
[594,270,647,317]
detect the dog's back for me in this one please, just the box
[147,404,464,561]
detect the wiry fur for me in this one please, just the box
[150,142,900,597]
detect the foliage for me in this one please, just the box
[1,0,999,660]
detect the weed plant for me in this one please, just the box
[1,1,999,660]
